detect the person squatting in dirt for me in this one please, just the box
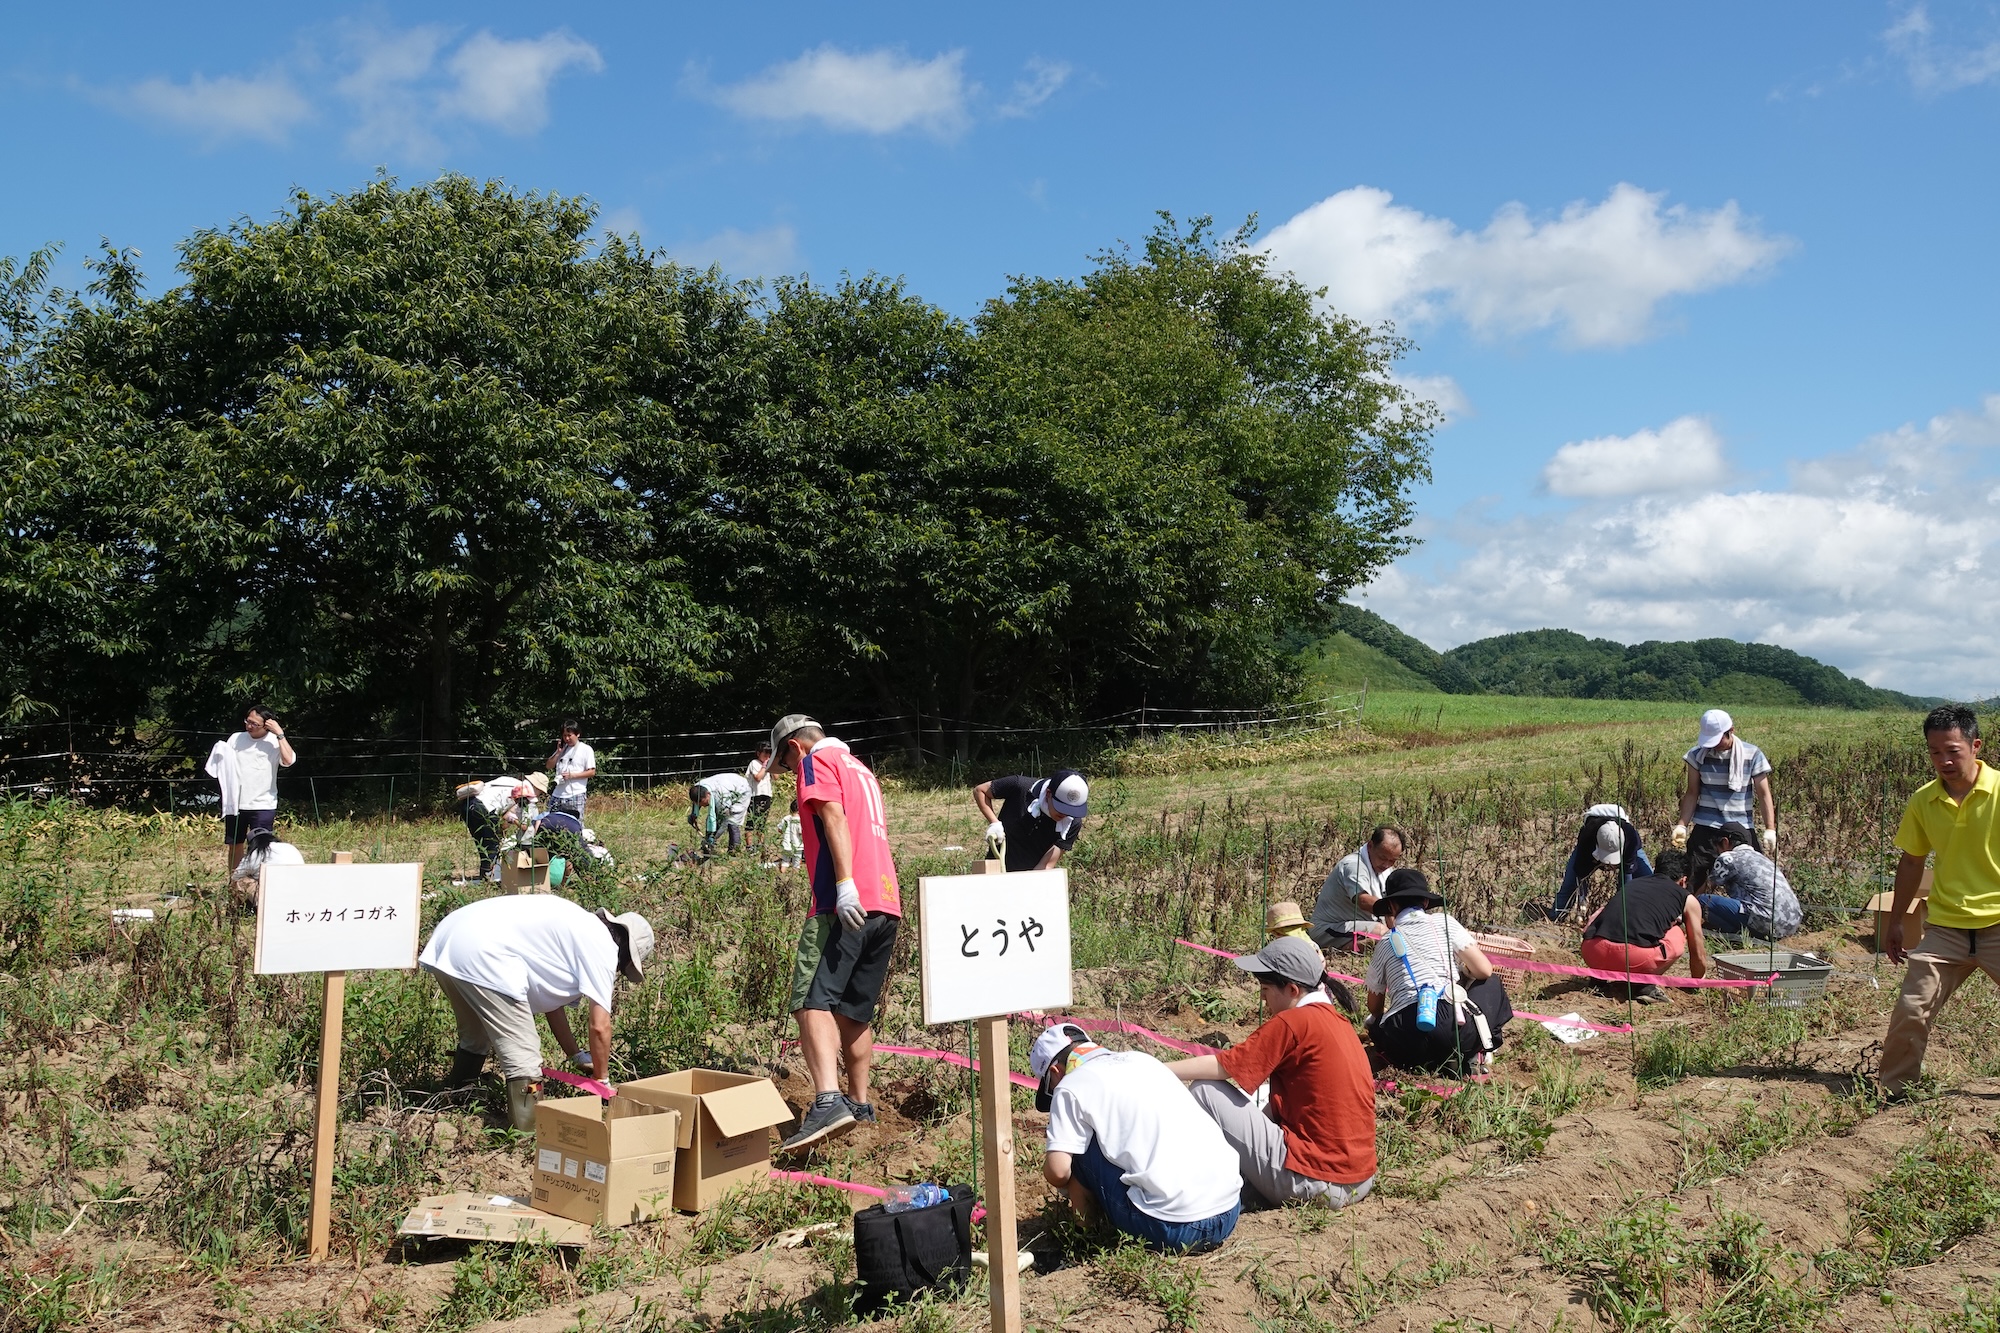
[419,893,655,1130]
[1363,869,1513,1073]
[1696,820,1802,941]
[1165,935,1380,1209]
[1034,1023,1243,1252]
[972,768,1091,872]
[1549,804,1652,920]
[1879,705,2000,1095]
[1578,848,1711,1003]
[771,713,904,1151]
[1310,824,1405,952]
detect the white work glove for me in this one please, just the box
[985,820,1005,842]
[571,1049,594,1070]
[835,879,866,930]
[1761,828,1778,855]
[1670,824,1689,851]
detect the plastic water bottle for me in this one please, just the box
[1416,983,1440,1032]
[884,1183,947,1213]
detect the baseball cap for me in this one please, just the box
[1719,820,1756,845]
[1593,822,1625,866]
[1231,935,1324,988]
[1696,708,1734,750]
[1030,1023,1093,1112]
[596,908,655,983]
[769,713,820,756]
[525,771,550,796]
[1046,770,1089,819]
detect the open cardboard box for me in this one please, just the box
[503,846,552,893]
[531,1094,680,1226]
[620,1069,792,1212]
[1865,865,1931,952]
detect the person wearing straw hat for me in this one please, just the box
[1032,1024,1242,1251]
[1266,901,1312,941]
[769,714,904,1150]
[972,769,1090,872]
[1549,804,1651,920]
[1672,709,1776,895]
[1364,869,1513,1073]
[456,772,548,882]
[1579,849,1711,1004]
[1165,935,1378,1208]
[419,894,654,1131]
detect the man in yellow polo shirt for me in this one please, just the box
[1880,705,2000,1094]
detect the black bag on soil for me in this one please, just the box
[851,1183,976,1316]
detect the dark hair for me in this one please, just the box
[246,704,277,723]
[789,796,798,812]
[245,826,274,851]
[1323,975,1358,1014]
[1925,705,1980,742]
[1369,824,1406,848]
[756,742,772,755]
[1251,970,1298,991]
[560,719,581,735]
[1653,848,1688,882]
[688,784,706,804]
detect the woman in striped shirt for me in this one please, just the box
[1671,708,1777,894]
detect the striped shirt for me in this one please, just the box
[1684,741,1771,828]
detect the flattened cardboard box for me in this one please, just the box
[619,1069,791,1212]
[398,1193,592,1246]
[531,1095,681,1226]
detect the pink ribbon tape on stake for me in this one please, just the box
[873,1044,1039,1090]
[541,1067,616,1099]
[770,1169,888,1198]
[1174,937,1774,991]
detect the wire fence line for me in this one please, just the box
[0,691,1368,807]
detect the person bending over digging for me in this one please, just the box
[972,768,1090,871]
[770,714,904,1150]
[419,894,654,1130]
[1696,821,1801,941]
[1034,1024,1242,1252]
[1363,870,1513,1073]
[1549,805,1651,920]
[1579,849,1710,1004]
[1164,935,1378,1210]
[1880,706,2000,1096]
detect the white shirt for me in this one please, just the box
[419,894,620,1015]
[746,757,774,799]
[474,777,526,817]
[553,742,595,803]
[700,772,754,822]
[229,731,288,811]
[1365,908,1476,1020]
[1043,1050,1242,1223]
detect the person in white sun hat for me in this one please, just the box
[972,768,1091,872]
[1672,708,1776,895]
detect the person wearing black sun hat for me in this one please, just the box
[1363,868,1513,1073]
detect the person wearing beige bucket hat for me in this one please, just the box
[418,894,655,1130]
[455,771,549,882]
[1265,900,1312,941]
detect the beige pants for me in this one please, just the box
[424,963,545,1082]
[1880,923,2000,1091]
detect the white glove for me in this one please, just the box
[1761,828,1778,855]
[1670,824,1689,851]
[985,820,1005,842]
[835,879,866,930]
[571,1049,594,1070]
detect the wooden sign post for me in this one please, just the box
[919,869,1073,1333]
[255,857,423,1261]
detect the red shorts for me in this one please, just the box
[1581,926,1686,977]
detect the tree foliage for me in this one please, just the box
[1,181,1435,766]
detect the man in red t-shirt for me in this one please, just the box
[1166,935,1377,1207]
[769,714,904,1151]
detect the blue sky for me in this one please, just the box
[7,3,1999,695]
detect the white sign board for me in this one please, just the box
[255,863,423,975]
[920,869,1073,1024]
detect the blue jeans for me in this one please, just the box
[1070,1141,1239,1252]
[1553,847,1655,917]
[1698,893,1780,939]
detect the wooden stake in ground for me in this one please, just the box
[308,967,346,1261]
[977,1015,1022,1333]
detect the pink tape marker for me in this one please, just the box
[542,1066,617,1099]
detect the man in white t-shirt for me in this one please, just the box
[208,706,296,875]
[691,771,755,854]
[419,895,655,1130]
[745,743,776,844]
[546,720,596,819]
[1033,1024,1242,1252]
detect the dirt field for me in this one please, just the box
[6,704,1997,1333]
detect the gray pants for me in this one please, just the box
[1190,1080,1376,1208]
[424,964,544,1081]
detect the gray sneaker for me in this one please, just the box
[846,1098,877,1124]
[781,1097,856,1152]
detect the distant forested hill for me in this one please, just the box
[1308,610,1933,710]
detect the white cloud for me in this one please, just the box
[1359,395,2000,697]
[998,58,1071,117]
[1391,373,1471,426]
[711,46,971,137]
[119,71,311,145]
[1541,416,1727,497]
[671,224,800,277]
[335,23,453,157]
[444,30,603,134]
[1263,184,1793,347]
[1884,4,2000,94]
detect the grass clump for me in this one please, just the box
[1099,1242,1206,1330]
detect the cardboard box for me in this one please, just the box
[503,846,552,893]
[531,1095,681,1226]
[1866,867,1931,952]
[620,1069,792,1212]
[398,1192,592,1246]
[972,859,1005,875]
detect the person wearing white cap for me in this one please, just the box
[1548,804,1652,920]
[1673,709,1776,895]
[1032,1023,1242,1251]
[419,894,654,1131]
[972,769,1090,872]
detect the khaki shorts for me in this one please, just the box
[425,964,545,1081]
